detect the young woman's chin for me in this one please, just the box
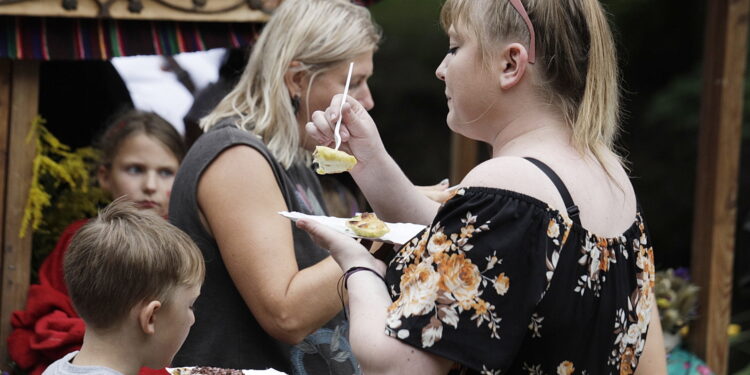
[446,116,485,142]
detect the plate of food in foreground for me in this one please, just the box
[167,367,286,375]
[279,211,426,245]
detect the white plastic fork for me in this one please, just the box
[334,62,354,151]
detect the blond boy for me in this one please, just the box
[44,198,205,375]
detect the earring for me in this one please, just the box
[291,95,301,115]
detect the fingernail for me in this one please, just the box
[440,178,449,186]
[328,111,336,121]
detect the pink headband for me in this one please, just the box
[508,0,536,64]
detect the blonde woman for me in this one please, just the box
[168,0,379,373]
[302,0,668,374]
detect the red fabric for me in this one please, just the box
[8,284,84,375]
[8,220,88,375]
[7,219,168,375]
[38,219,89,294]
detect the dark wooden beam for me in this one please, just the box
[0,60,39,371]
[0,59,11,370]
[689,0,749,373]
[449,133,478,185]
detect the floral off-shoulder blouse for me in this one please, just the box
[384,187,656,375]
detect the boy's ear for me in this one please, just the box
[138,300,162,336]
[498,42,529,90]
[283,60,307,98]
[97,165,111,191]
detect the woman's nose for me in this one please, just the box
[356,84,375,111]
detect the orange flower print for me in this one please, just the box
[412,231,429,261]
[428,230,452,255]
[437,253,481,308]
[471,299,490,316]
[494,272,510,296]
[636,246,656,297]
[460,224,475,239]
[646,248,655,288]
[557,361,575,375]
[597,236,609,251]
[547,219,560,239]
[392,261,440,318]
[600,248,612,272]
[619,346,635,375]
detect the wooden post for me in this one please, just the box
[450,133,478,185]
[0,59,11,371]
[0,60,39,371]
[689,0,749,373]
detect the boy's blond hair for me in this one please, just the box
[64,198,205,330]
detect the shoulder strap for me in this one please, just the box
[523,157,581,225]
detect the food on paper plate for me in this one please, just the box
[312,145,357,174]
[345,212,390,238]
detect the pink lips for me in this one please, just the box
[137,201,158,209]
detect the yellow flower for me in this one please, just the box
[728,324,742,337]
[494,273,510,296]
[679,325,689,337]
[556,361,574,375]
[657,298,670,309]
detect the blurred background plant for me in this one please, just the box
[22,117,109,282]
[656,268,700,335]
[655,268,700,353]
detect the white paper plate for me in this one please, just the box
[167,367,286,375]
[279,211,426,245]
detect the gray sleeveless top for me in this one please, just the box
[169,120,357,374]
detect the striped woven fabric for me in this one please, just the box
[0,16,262,60]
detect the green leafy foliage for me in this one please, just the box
[22,117,110,280]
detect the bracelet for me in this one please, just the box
[343,266,386,289]
[336,266,387,320]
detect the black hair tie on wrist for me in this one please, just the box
[344,266,386,289]
[337,266,387,320]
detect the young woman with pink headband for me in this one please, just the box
[301,0,668,373]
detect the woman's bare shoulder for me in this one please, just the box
[461,156,567,210]
[198,144,280,203]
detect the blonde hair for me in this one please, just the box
[441,0,622,168]
[64,198,205,330]
[201,0,381,168]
